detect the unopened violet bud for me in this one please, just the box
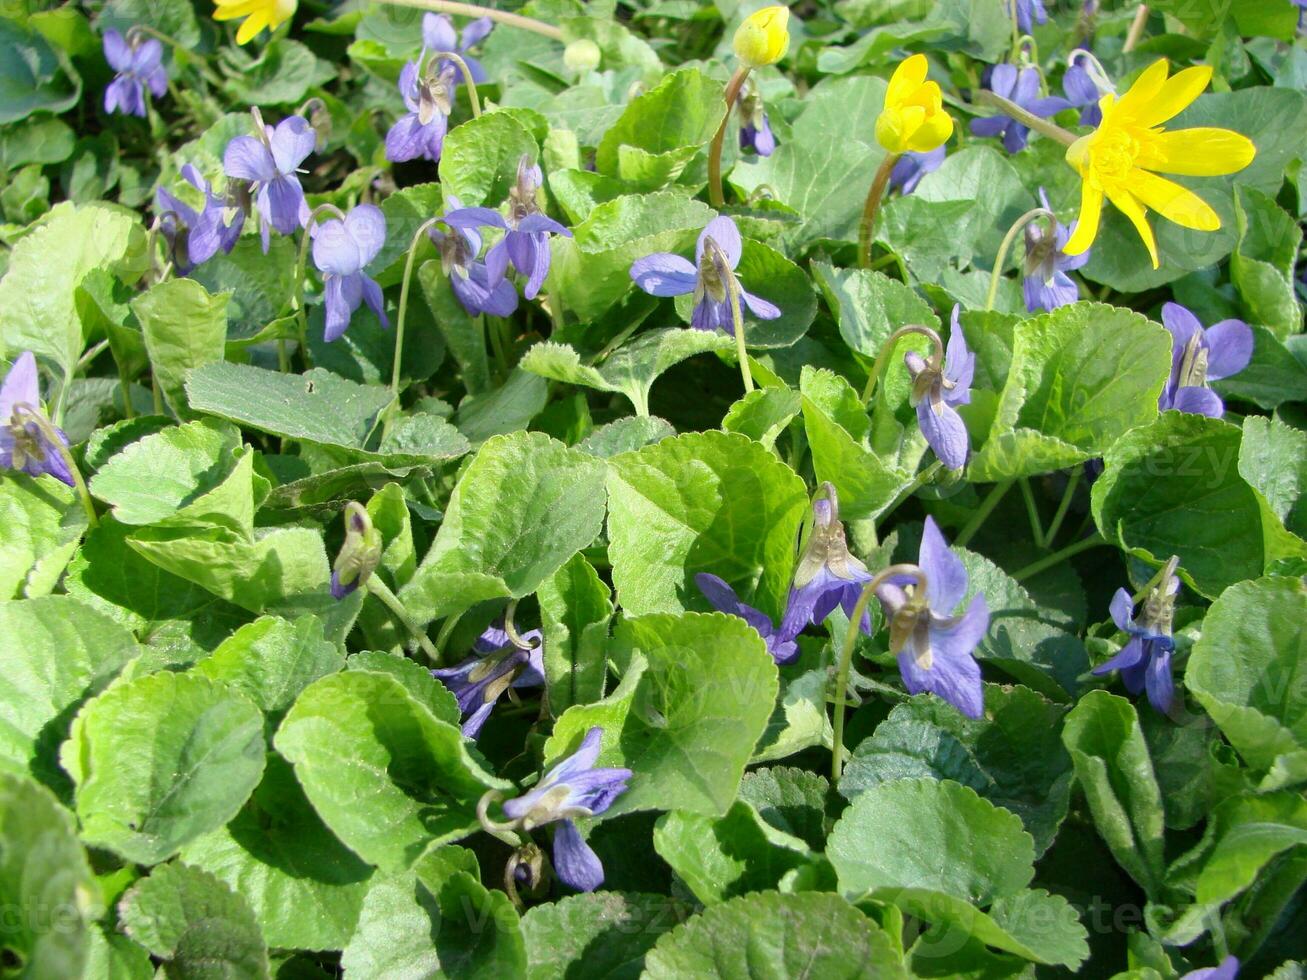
[331,501,382,600]
[905,308,974,471]
[1093,558,1181,716]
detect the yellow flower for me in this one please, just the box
[733,6,790,69]
[213,0,296,44]
[1063,59,1255,269]
[875,54,954,155]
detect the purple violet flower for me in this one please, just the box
[155,164,245,275]
[429,195,519,317]
[1183,957,1240,980]
[779,485,873,641]
[737,87,776,156]
[223,112,314,252]
[1013,0,1048,32]
[312,205,389,342]
[0,353,74,488]
[629,216,780,334]
[906,306,974,471]
[695,573,798,665]
[1062,59,1108,127]
[1023,188,1088,312]
[876,518,989,719]
[889,146,946,195]
[1158,302,1253,418]
[386,60,457,163]
[486,158,572,300]
[1092,569,1180,715]
[432,623,545,738]
[501,727,631,892]
[330,502,381,600]
[102,29,167,118]
[422,13,493,83]
[970,65,1071,154]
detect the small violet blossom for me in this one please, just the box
[906,307,974,471]
[1158,302,1253,418]
[422,13,492,83]
[779,485,873,640]
[501,727,631,892]
[889,146,946,195]
[970,65,1070,154]
[1093,567,1180,715]
[312,205,389,342]
[1183,957,1240,980]
[103,30,167,118]
[1023,189,1088,312]
[1062,59,1109,127]
[432,623,545,738]
[876,518,989,718]
[428,196,519,317]
[223,112,314,251]
[386,60,457,163]
[737,86,776,156]
[486,158,573,300]
[1013,0,1048,32]
[629,216,780,334]
[0,352,73,487]
[330,502,381,600]
[695,573,798,665]
[156,164,245,275]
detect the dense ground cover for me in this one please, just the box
[0,0,1305,976]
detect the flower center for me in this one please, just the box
[7,405,48,470]
[1089,127,1139,184]
[1177,332,1209,389]
[698,237,730,303]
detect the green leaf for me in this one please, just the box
[606,430,808,621]
[752,668,835,765]
[1196,796,1307,906]
[0,17,80,124]
[66,671,266,865]
[738,766,837,852]
[522,891,687,980]
[453,366,550,443]
[577,415,676,457]
[1217,323,1307,410]
[1060,691,1167,897]
[0,474,87,599]
[132,277,229,419]
[274,671,510,872]
[1239,416,1306,539]
[219,38,333,106]
[644,890,908,978]
[0,772,100,978]
[544,612,779,818]
[180,755,374,952]
[100,0,199,47]
[828,777,1035,904]
[119,862,269,979]
[191,237,297,342]
[346,651,462,728]
[1231,186,1303,339]
[439,110,539,206]
[539,552,612,715]
[0,595,138,797]
[721,385,802,451]
[811,262,940,359]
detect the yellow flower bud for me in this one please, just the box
[875,53,954,155]
[733,6,790,69]
[564,38,602,73]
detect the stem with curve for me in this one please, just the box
[293,203,349,368]
[727,273,754,395]
[374,0,564,40]
[857,153,900,269]
[432,50,482,118]
[1042,465,1082,546]
[860,324,944,407]
[366,576,441,661]
[985,207,1056,311]
[707,66,750,208]
[975,90,1078,147]
[390,216,444,403]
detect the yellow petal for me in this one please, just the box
[876,105,924,154]
[1138,64,1213,127]
[1065,132,1092,176]
[271,0,297,29]
[906,108,952,153]
[1112,59,1171,122]
[235,9,269,43]
[1148,128,1256,176]
[1064,179,1103,255]
[733,6,790,68]
[1106,186,1159,269]
[1128,170,1220,231]
[886,53,928,109]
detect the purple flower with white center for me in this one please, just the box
[1062,60,1108,127]
[312,205,389,342]
[1013,0,1048,32]
[970,65,1071,154]
[1092,568,1180,715]
[695,573,798,665]
[102,30,167,118]
[0,353,73,488]
[428,196,519,317]
[1023,189,1088,312]
[422,13,493,83]
[889,146,946,195]
[432,623,545,738]
[905,307,974,471]
[501,727,631,892]
[386,60,457,164]
[629,216,780,335]
[778,485,873,641]
[485,157,573,300]
[223,112,314,252]
[1158,302,1253,418]
[156,164,245,275]
[737,87,775,156]
[875,518,988,719]
[1183,957,1239,980]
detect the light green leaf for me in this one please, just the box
[751,668,834,765]
[0,474,87,599]
[439,110,539,207]
[1239,416,1306,539]
[346,652,462,728]
[577,415,676,457]
[0,17,80,124]
[522,891,687,980]
[191,236,296,342]
[132,278,229,418]
[721,385,801,451]
[811,261,940,359]
[1231,186,1303,339]
[739,766,837,852]
[539,552,612,715]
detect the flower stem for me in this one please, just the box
[727,273,754,395]
[1042,465,1082,545]
[28,410,97,527]
[954,478,1015,548]
[860,324,944,407]
[1123,3,1150,52]
[293,203,348,369]
[985,206,1056,311]
[1011,533,1109,581]
[975,90,1078,147]
[881,460,944,521]
[374,0,564,40]
[830,564,928,784]
[433,50,482,118]
[391,216,443,403]
[1131,553,1180,604]
[1018,477,1045,548]
[857,153,900,269]
[708,66,751,208]
[366,575,441,661]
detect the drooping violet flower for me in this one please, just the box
[428,196,519,317]
[1158,303,1253,418]
[889,146,946,195]
[905,307,974,471]
[629,216,780,335]
[330,502,381,599]
[1023,188,1088,312]
[501,727,631,892]
[102,29,167,118]
[875,518,988,718]
[695,573,798,665]
[1062,57,1111,127]
[486,157,572,300]
[156,164,245,274]
[737,85,775,156]
[422,12,492,83]
[0,353,74,488]
[778,484,873,641]
[1013,0,1048,32]
[312,205,389,342]
[1092,566,1180,715]
[1183,957,1239,980]
[970,65,1071,154]
[386,60,457,164]
[223,111,314,252]
[432,624,544,738]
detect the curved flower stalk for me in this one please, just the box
[1092,558,1180,714]
[1157,303,1252,417]
[486,157,572,300]
[1022,189,1088,311]
[1062,51,1114,126]
[780,484,873,641]
[696,574,798,665]
[905,310,974,471]
[312,205,389,342]
[971,65,1070,154]
[156,165,245,275]
[433,623,545,738]
[212,0,296,44]
[102,30,167,118]
[223,109,314,251]
[423,12,493,82]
